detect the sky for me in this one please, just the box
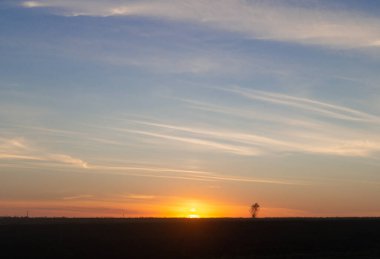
[1,0,380,218]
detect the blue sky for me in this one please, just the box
[1,0,380,217]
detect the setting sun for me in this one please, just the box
[187,208,200,218]
[177,202,211,218]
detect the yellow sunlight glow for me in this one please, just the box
[187,207,200,218]
[187,214,200,218]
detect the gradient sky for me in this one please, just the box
[1,0,380,218]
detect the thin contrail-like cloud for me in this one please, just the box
[224,87,380,123]
[113,128,260,156]
[0,137,301,186]
[0,137,89,168]
[132,120,290,147]
[92,165,215,176]
[90,164,302,185]
[123,117,380,157]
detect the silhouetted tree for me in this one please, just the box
[250,203,260,218]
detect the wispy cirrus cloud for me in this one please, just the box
[0,135,299,185]
[131,120,289,148]
[20,0,380,49]
[0,137,89,168]
[118,96,380,157]
[224,86,380,123]
[112,128,260,156]
[137,122,380,156]
[133,130,260,156]
[90,164,300,185]
[22,1,45,8]
[48,154,89,168]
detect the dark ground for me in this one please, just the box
[1,217,380,258]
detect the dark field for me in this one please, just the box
[1,218,380,258]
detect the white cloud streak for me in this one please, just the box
[20,0,380,49]
[90,164,300,185]
[132,120,289,148]
[92,165,214,176]
[21,1,46,8]
[48,154,89,168]
[0,136,300,185]
[225,87,380,123]
[120,108,380,157]
[113,128,261,156]
[0,137,89,168]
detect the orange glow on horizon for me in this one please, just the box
[167,200,218,218]
[0,198,330,218]
[187,214,200,218]
[0,198,252,218]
